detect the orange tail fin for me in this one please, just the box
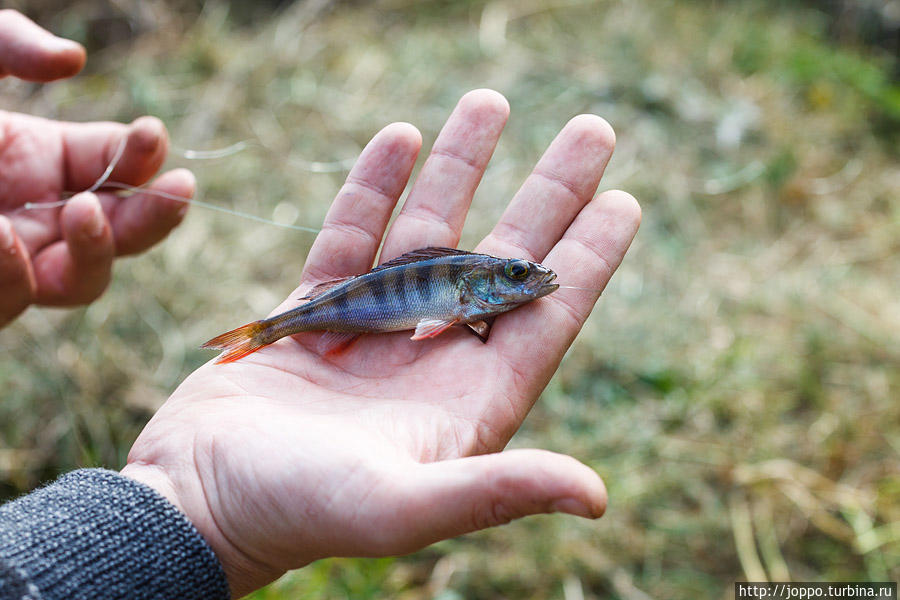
[202,321,270,364]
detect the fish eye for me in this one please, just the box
[504,260,530,280]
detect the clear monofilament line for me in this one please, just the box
[12,139,322,234]
[100,182,321,234]
[87,136,127,192]
[173,141,251,160]
[556,285,604,292]
[17,183,321,234]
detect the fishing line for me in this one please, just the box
[172,140,252,160]
[101,182,321,234]
[289,156,357,173]
[556,285,605,292]
[13,141,323,235]
[87,136,127,192]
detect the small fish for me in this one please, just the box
[203,247,559,363]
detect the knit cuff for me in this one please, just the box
[0,468,230,600]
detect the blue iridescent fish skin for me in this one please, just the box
[203,247,558,363]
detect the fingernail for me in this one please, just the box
[129,116,165,154]
[74,193,106,239]
[88,203,106,239]
[0,216,15,252]
[551,498,597,519]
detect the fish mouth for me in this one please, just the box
[536,272,559,297]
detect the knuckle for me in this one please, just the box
[344,175,394,202]
[471,499,516,530]
[532,168,582,202]
[429,147,481,171]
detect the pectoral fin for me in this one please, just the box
[411,318,459,340]
[465,319,492,343]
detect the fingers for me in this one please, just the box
[472,115,630,414]
[476,114,616,261]
[0,215,36,326]
[540,189,641,327]
[0,10,85,82]
[379,89,509,262]
[106,168,193,256]
[493,190,641,382]
[31,192,115,305]
[0,170,189,316]
[63,116,169,191]
[300,122,422,284]
[383,450,606,553]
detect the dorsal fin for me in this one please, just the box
[300,276,354,300]
[302,248,477,301]
[371,247,475,273]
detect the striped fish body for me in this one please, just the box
[203,247,558,363]
[298,256,481,333]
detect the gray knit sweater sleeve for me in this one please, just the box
[0,469,230,600]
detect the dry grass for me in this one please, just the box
[1,1,898,598]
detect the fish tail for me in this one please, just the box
[202,320,272,364]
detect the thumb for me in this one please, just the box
[0,10,85,82]
[392,449,606,552]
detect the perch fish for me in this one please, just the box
[203,247,559,363]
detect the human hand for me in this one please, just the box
[122,89,641,598]
[0,10,194,326]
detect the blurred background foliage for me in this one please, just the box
[1,0,898,598]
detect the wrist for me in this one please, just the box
[120,462,185,513]
[1,469,230,599]
[120,461,281,598]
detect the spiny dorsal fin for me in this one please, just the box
[303,248,478,300]
[300,276,354,300]
[371,247,475,273]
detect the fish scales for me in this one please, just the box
[203,248,559,363]
[296,261,458,332]
[399,264,417,311]
[414,262,433,305]
[405,262,434,310]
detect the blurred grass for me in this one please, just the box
[1,0,899,598]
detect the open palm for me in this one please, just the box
[123,90,641,597]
